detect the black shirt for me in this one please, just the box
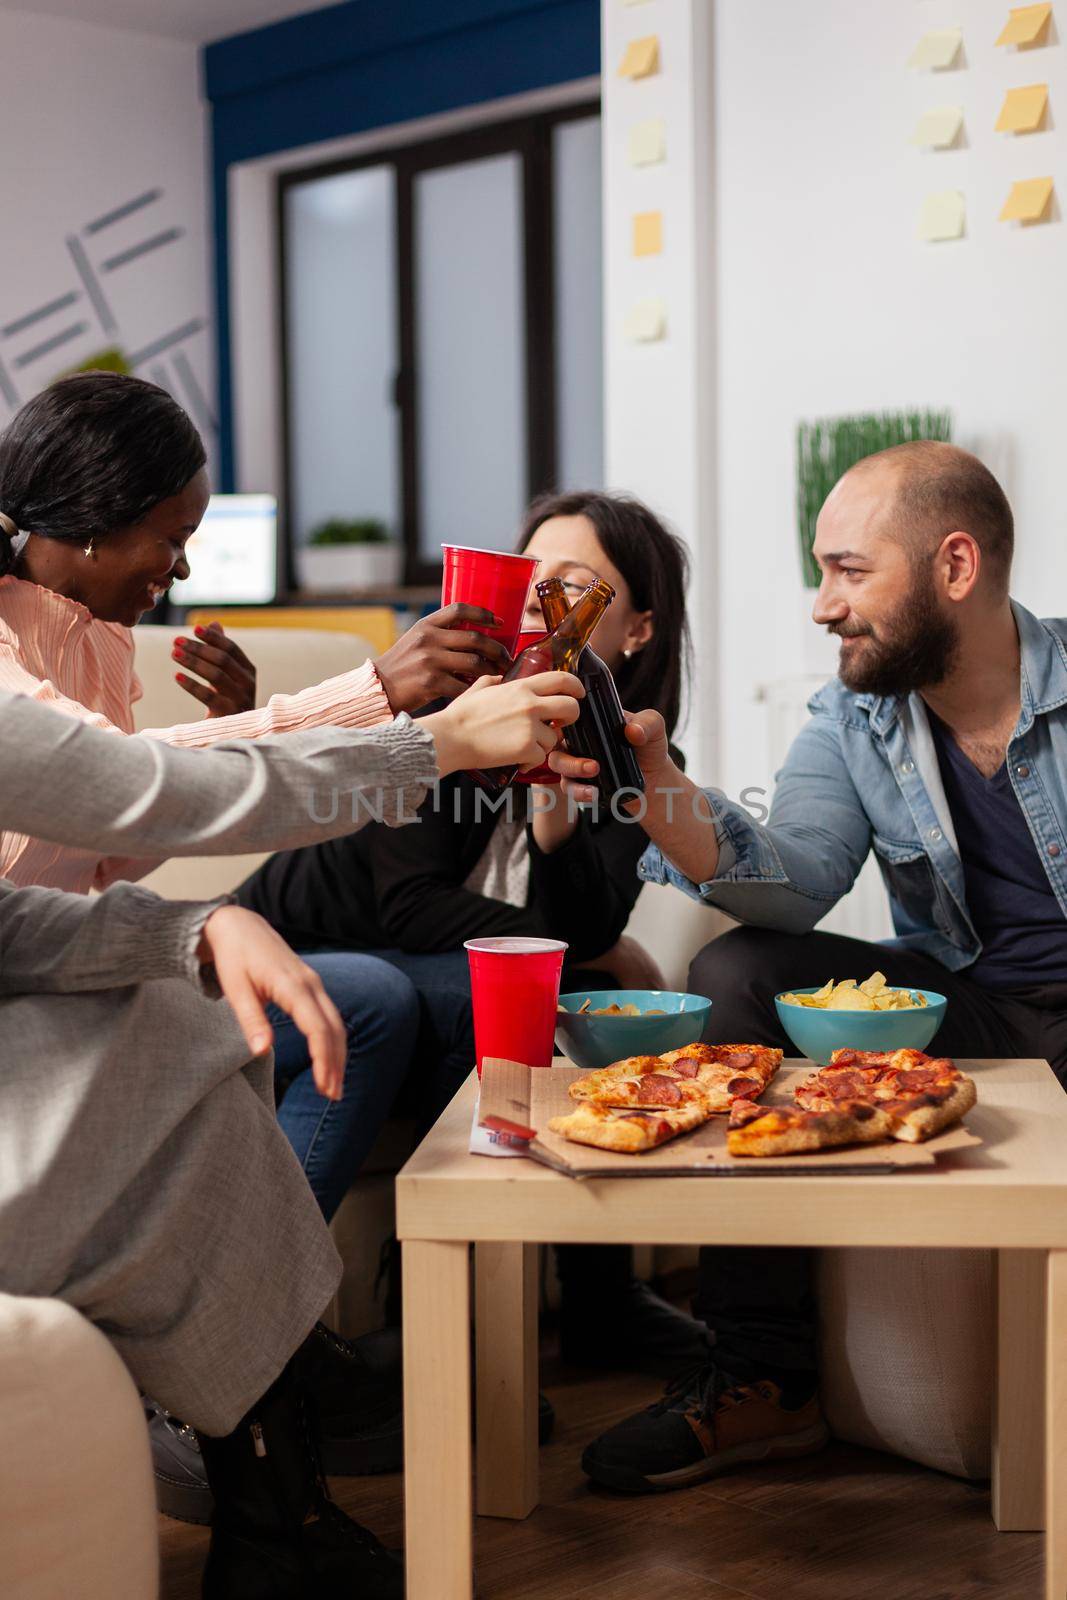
[236,756,681,961]
[929,710,1067,988]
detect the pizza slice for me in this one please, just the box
[793,1049,976,1143]
[548,1100,713,1154]
[726,1098,896,1158]
[568,1043,781,1113]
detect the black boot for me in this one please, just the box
[197,1343,403,1600]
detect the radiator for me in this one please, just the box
[763,676,894,944]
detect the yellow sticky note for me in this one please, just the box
[628,117,666,166]
[917,190,966,241]
[995,83,1049,131]
[633,211,663,257]
[618,34,660,79]
[907,27,963,70]
[1000,175,1054,220]
[996,4,1053,46]
[910,106,964,148]
[623,298,666,342]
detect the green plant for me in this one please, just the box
[795,409,953,586]
[307,517,391,548]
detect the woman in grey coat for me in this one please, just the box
[0,673,580,1599]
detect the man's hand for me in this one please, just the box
[375,604,514,712]
[548,708,672,805]
[422,671,583,777]
[173,623,257,717]
[197,905,344,1100]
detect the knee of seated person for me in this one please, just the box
[317,954,420,1038]
[688,926,810,1020]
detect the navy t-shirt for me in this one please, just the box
[928,709,1067,988]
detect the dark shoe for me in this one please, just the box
[560,1278,713,1377]
[301,1324,404,1477]
[147,1398,214,1525]
[198,1342,402,1600]
[581,1362,827,1494]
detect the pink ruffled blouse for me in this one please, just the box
[0,575,394,892]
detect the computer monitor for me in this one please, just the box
[169,493,279,607]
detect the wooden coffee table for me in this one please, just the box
[396,1058,1067,1600]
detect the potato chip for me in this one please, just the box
[779,973,926,1011]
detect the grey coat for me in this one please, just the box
[0,691,439,1430]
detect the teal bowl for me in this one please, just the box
[555,989,712,1072]
[774,986,948,1066]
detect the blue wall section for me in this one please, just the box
[205,0,600,489]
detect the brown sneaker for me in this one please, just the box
[581,1364,829,1493]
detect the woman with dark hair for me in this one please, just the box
[239,489,711,1373]
[0,370,572,1218]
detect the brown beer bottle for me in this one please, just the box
[473,577,614,792]
[536,576,646,800]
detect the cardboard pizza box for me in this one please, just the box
[476,1058,982,1178]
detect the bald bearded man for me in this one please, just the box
[558,442,1067,1492]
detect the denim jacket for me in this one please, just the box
[639,602,1067,970]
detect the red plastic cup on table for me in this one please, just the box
[464,936,568,1076]
[441,545,540,666]
[511,628,562,785]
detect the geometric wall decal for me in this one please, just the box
[908,27,964,69]
[910,106,965,147]
[618,35,660,79]
[995,83,1049,131]
[918,190,966,240]
[999,175,1055,221]
[995,4,1053,47]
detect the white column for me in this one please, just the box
[601,0,717,776]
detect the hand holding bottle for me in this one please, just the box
[548,708,671,805]
[422,671,583,778]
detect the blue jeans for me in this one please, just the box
[268,953,420,1221]
[367,949,476,1127]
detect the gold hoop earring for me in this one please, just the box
[83,538,96,559]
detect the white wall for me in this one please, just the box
[714,0,1067,799]
[0,9,213,461]
[601,0,717,776]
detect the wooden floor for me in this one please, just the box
[160,1352,1043,1600]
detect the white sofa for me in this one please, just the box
[1,623,993,1596]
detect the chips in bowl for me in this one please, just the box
[779,972,927,1013]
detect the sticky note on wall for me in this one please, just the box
[995,83,1049,131]
[996,4,1053,46]
[618,35,660,80]
[917,190,966,240]
[633,211,663,257]
[910,106,964,148]
[1000,175,1054,220]
[907,27,963,70]
[628,118,666,166]
[623,298,666,342]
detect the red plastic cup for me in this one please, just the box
[441,545,540,660]
[464,936,568,1076]
[511,629,561,785]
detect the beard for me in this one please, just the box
[831,572,960,697]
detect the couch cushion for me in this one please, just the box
[0,1294,157,1598]
[817,1247,994,1479]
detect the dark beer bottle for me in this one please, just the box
[473,577,614,792]
[536,576,646,800]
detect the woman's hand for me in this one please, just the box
[548,708,672,806]
[422,671,583,777]
[375,604,514,712]
[173,623,257,717]
[197,905,344,1100]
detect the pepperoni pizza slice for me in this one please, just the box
[548,1100,713,1154]
[795,1048,975,1142]
[567,1043,782,1113]
[726,1097,897,1157]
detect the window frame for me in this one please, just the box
[276,98,599,592]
